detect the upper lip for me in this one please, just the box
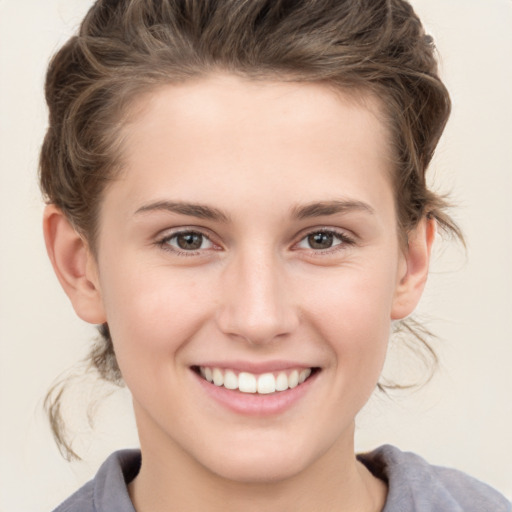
[192,360,317,374]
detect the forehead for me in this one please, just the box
[123,74,389,155]
[108,74,394,220]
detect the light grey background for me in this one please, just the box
[0,0,511,510]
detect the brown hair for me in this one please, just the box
[40,0,462,460]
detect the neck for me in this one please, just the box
[128,426,386,512]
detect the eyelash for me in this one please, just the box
[156,228,356,257]
[156,229,218,257]
[295,229,356,255]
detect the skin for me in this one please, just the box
[44,74,434,512]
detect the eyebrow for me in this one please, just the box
[135,201,231,223]
[291,200,375,219]
[134,198,374,222]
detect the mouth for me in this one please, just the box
[191,365,320,395]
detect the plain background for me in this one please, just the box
[0,0,511,510]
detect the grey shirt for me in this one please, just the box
[52,445,511,511]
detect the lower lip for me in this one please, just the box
[192,370,318,416]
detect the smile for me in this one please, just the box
[195,366,315,394]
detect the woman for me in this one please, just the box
[39,0,511,510]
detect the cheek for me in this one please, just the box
[305,261,397,333]
[98,261,215,371]
[301,261,397,373]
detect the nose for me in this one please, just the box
[215,247,299,345]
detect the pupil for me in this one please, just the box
[308,232,333,249]
[177,233,202,250]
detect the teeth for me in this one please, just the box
[238,372,257,393]
[223,370,238,390]
[212,368,224,387]
[288,370,299,389]
[275,372,289,391]
[257,373,276,394]
[299,369,310,383]
[198,366,313,394]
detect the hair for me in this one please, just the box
[40,0,463,460]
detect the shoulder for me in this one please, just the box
[51,450,141,512]
[358,445,511,512]
[51,481,94,512]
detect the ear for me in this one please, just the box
[43,205,106,325]
[391,217,435,320]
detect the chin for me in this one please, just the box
[208,453,309,484]
[191,431,321,484]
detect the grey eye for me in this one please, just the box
[176,233,203,250]
[166,232,213,251]
[307,232,335,249]
[296,230,349,251]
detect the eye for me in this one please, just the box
[160,230,215,252]
[296,229,354,251]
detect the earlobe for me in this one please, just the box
[43,205,106,325]
[391,217,436,320]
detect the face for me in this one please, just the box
[81,74,428,482]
